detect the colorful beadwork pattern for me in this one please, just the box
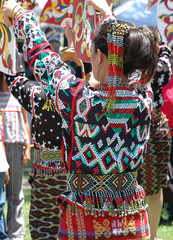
[105,23,128,112]
[57,172,147,217]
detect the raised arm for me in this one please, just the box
[3,2,73,107]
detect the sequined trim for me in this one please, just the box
[57,172,147,217]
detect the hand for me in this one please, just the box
[87,0,112,18]
[64,21,74,48]
[2,1,17,27]
[3,1,24,27]
[4,171,10,185]
[22,144,31,165]
[3,1,18,19]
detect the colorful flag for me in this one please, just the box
[0,0,16,75]
[40,0,98,62]
[157,0,173,47]
[17,0,38,10]
[72,0,97,62]
[40,0,73,27]
[147,0,158,10]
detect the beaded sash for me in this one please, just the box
[31,148,66,176]
[57,171,147,217]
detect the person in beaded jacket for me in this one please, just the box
[3,0,158,239]
[5,72,67,240]
[5,45,91,239]
[137,25,172,240]
[5,51,67,239]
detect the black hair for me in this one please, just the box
[140,25,162,45]
[93,21,158,83]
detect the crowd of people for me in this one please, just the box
[0,0,173,239]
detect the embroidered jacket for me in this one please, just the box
[151,44,172,109]
[14,12,153,216]
[6,75,65,175]
[148,44,172,132]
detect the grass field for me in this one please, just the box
[23,188,31,240]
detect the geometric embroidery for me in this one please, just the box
[83,146,96,163]
[102,152,115,170]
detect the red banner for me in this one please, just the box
[0,0,16,75]
[157,0,173,47]
[72,0,98,62]
[40,0,98,62]
[40,0,73,27]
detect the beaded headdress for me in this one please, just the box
[103,23,132,112]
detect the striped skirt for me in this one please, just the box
[138,111,171,196]
[58,205,150,240]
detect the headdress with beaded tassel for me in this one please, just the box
[104,23,128,112]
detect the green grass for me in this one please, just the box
[158,220,173,240]
[23,148,34,239]
[23,160,32,239]
[23,188,31,240]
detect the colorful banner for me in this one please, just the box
[40,0,98,62]
[0,0,16,75]
[157,0,173,47]
[160,0,173,10]
[72,0,96,62]
[147,0,158,10]
[17,0,38,10]
[40,0,73,27]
